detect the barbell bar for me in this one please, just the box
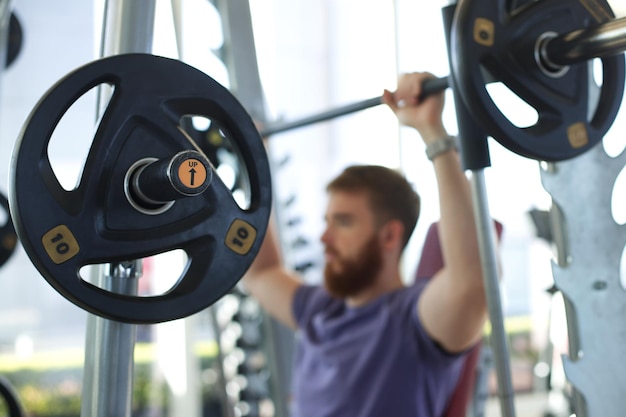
[543,16,626,67]
[259,76,450,137]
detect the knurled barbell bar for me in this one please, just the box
[259,76,450,137]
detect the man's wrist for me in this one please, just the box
[425,135,458,161]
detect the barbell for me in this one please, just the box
[9,2,626,325]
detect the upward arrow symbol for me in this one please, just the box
[189,168,196,186]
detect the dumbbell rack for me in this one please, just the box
[209,288,282,417]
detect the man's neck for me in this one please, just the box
[345,271,404,308]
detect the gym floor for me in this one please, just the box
[486,394,539,417]
[486,392,571,417]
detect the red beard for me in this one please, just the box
[323,234,383,299]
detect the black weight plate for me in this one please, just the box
[0,376,25,417]
[9,54,272,324]
[0,192,17,267]
[6,12,22,68]
[451,0,625,161]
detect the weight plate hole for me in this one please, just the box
[535,32,570,78]
[486,81,539,128]
[602,99,626,158]
[48,83,114,191]
[592,57,604,87]
[611,166,626,226]
[619,246,626,291]
[587,58,603,121]
[179,115,252,210]
[79,249,188,296]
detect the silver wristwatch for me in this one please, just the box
[425,135,458,161]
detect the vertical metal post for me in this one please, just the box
[97,0,157,57]
[470,172,516,417]
[210,2,294,416]
[215,0,268,122]
[81,1,156,417]
[442,3,517,416]
[81,262,142,417]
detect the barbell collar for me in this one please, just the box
[542,16,626,67]
[132,150,213,204]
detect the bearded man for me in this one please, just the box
[243,72,491,417]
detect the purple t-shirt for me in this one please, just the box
[290,281,465,417]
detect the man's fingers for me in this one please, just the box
[382,89,398,111]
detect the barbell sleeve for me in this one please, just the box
[260,76,450,137]
[132,150,213,204]
[542,16,626,67]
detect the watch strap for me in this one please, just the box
[425,135,458,161]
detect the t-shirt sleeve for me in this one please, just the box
[292,285,334,328]
[405,281,469,364]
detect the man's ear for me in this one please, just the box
[380,220,405,251]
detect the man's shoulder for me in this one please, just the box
[385,281,428,306]
[295,283,332,302]
[293,284,338,324]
